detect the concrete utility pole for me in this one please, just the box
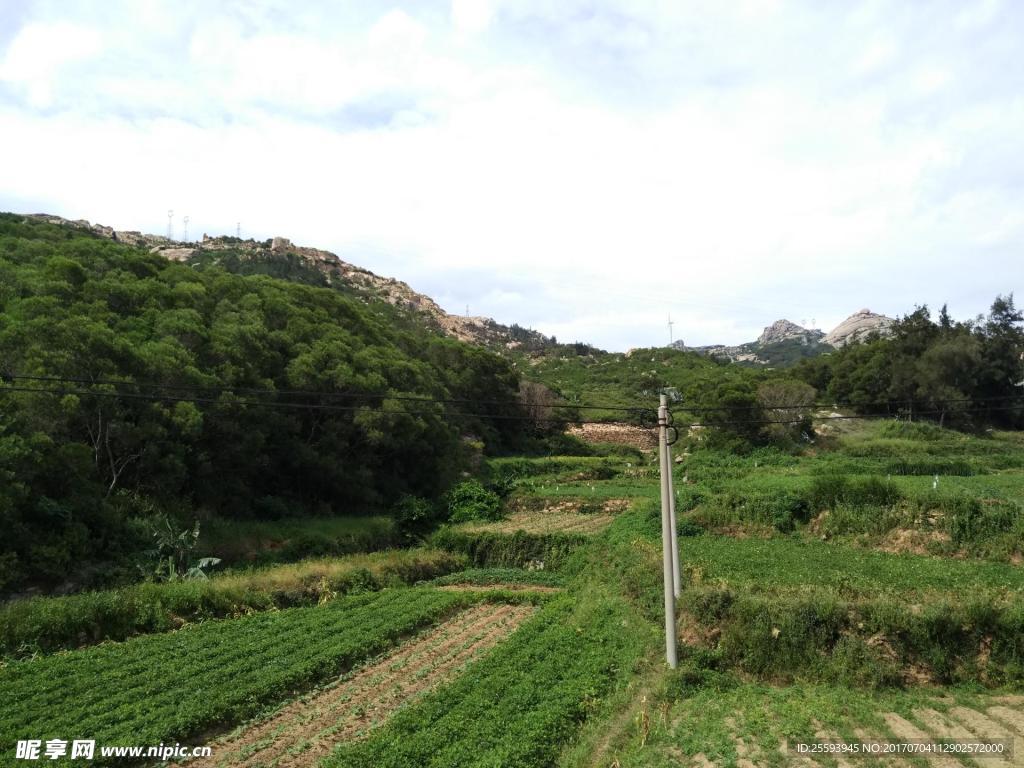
[657,393,678,668]
[667,426,681,599]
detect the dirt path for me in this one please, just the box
[180,602,534,768]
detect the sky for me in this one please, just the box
[0,0,1021,351]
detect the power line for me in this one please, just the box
[683,403,1024,429]
[0,383,646,425]
[675,393,1024,414]
[1,374,646,413]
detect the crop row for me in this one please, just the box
[329,592,644,768]
[0,588,472,765]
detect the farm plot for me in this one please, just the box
[185,602,535,767]
[329,593,647,768]
[0,589,477,766]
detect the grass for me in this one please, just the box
[0,549,465,657]
[677,535,1024,597]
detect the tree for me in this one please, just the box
[756,379,816,442]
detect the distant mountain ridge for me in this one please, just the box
[670,310,895,366]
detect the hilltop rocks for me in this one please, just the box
[153,247,196,262]
[757,319,825,346]
[824,309,894,347]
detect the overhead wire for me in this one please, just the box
[0,382,652,426]
[1,373,642,413]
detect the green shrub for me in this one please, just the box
[806,474,901,511]
[391,495,440,542]
[445,480,503,523]
[878,421,948,441]
[939,495,1018,545]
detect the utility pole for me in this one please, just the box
[667,420,681,599]
[657,393,678,668]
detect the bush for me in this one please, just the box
[806,474,902,511]
[392,495,440,543]
[878,421,948,441]
[940,495,1017,545]
[445,480,503,523]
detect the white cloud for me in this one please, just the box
[0,1,1021,349]
[451,0,493,35]
[0,21,102,107]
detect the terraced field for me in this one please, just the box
[8,420,1024,768]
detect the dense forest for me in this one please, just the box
[0,215,535,591]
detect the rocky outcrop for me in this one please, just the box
[672,319,827,365]
[757,319,824,346]
[824,309,895,347]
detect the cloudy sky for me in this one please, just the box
[1,0,1021,350]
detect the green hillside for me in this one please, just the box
[0,213,531,592]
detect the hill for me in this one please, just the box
[26,214,560,354]
[0,212,537,593]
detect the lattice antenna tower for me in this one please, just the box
[667,314,675,345]
[183,216,190,242]
[167,210,174,241]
